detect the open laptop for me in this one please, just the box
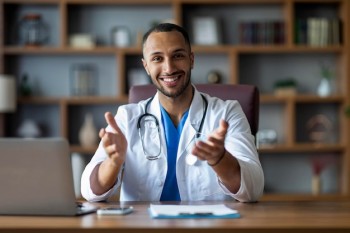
[0,137,98,216]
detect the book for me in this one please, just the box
[148,204,240,219]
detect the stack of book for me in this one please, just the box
[295,18,341,46]
[238,20,285,45]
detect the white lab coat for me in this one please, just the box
[81,86,264,202]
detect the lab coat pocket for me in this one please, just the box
[188,163,226,200]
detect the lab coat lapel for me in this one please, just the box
[148,93,167,161]
[178,89,205,161]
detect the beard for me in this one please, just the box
[154,70,192,98]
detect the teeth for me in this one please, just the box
[163,77,178,82]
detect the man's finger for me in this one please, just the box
[99,128,106,138]
[105,112,122,133]
[216,119,228,138]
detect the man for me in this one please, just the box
[81,23,264,202]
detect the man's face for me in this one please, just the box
[142,31,194,98]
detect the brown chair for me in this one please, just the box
[129,84,259,136]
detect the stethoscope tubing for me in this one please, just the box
[137,93,208,161]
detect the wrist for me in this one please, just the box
[207,150,226,167]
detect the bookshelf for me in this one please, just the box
[0,0,349,201]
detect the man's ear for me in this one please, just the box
[142,58,150,75]
[190,52,194,69]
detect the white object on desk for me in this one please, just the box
[149,204,240,219]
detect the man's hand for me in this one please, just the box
[90,112,128,195]
[191,119,228,166]
[191,119,241,193]
[99,112,127,166]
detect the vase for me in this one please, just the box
[17,119,41,138]
[311,174,321,195]
[317,78,331,97]
[79,113,97,147]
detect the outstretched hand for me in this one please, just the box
[99,112,127,165]
[191,119,228,166]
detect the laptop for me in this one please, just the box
[0,137,98,216]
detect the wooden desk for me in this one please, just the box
[1,201,350,233]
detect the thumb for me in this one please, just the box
[215,119,228,139]
[105,112,122,133]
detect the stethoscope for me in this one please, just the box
[137,94,208,164]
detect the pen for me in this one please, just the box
[179,212,213,216]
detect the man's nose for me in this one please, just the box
[163,58,176,74]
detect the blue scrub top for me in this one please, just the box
[159,105,189,201]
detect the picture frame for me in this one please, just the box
[192,16,222,45]
[127,68,150,90]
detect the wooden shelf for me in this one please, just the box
[260,94,344,103]
[65,96,128,105]
[3,46,138,55]
[18,96,128,105]
[259,143,345,153]
[5,45,343,55]
[2,0,349,201]
[2,0,59,4]
[65,0,172,4]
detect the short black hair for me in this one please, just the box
[142,23,191,50]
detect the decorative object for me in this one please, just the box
[207,70,221,84]
[257,129,277,146]
[69,34,95,48]
[70,64,97,96]
[0,74,16,112]
[311,173,321,195]
[17,13,48,46]
[128,68,150,89]
[311,155,336,195]
[317,63,333,97]
[79,113,98,147]
[111,26,130,47]
[317,78,331,97]
[273,78,297,96]
[19,73,32,97]
[306,114,332,143]
[17,119,41,138]
[192,16,222,45]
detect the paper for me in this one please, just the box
[149,204,240,219]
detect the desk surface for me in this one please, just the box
[1,201,350,233]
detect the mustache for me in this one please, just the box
[160,71,184,77]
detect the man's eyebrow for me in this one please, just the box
[173,48,187,53]
[152,48,187,54]
[149,51,163,56]
[147,48,188,57]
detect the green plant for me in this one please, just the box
[274,78,297,89]
[345,106,350,117]
[320,63,334,80]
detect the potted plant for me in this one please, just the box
[273,78,297,96]
[317,63,334,97]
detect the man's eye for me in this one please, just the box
[174,54,185,59]
[152,57,162,62]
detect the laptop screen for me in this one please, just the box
[0,138,94,216]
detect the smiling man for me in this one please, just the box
[81,23,264,202]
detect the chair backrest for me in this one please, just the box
[129,84,259,136]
